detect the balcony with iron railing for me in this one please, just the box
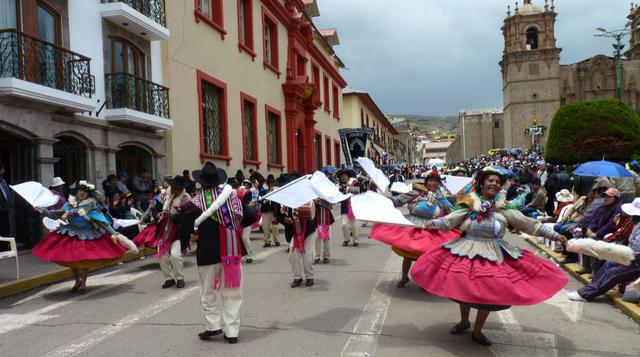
[104,72,172,129]
[100,0,169,41]
[0,29,94,112]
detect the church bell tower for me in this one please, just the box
[500,0,561,149]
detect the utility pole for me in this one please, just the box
[595,26,629,99]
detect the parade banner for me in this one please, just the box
[338,128,373,168]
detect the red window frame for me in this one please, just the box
[241,92,260,169]
[194,0,226,39]
[237,0,255,59]
[197,70,231,165]
[312,63,320,97]
[323,75,330,113]
[332,85,340,119]
[314,130,323,170]
[262,7,280,76]
[325,134,332,166]
[265,104,284,169]
[334,139,341,168]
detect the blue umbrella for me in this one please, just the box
[573,160,632,178]
[321,165,337,174]
[495,166,514,176]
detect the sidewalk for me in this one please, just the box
[522,234,640,323]
[0,248,155,299]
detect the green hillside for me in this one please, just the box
[389,114,458,133]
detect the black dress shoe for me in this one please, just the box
[263,242,272,248]
[342,241,349,247]
[176,279,185,288]
[291,279,303,288]
[353,242,359,247]
[314,258,320,264]
[246,258,253,264]
[224,335,238,344]
[322,258,330,264]
[306,279,314,287]
[198,329,222,340]
[162,279,176,288]
[450,322,471,335]
[275,241,281,247]
[471,332,492,346]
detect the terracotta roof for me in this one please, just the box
[319,28,340,46]
[344,91,398,135]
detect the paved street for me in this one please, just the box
[1,218,640,357]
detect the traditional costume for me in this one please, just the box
[260,177,281,247]
[314,199,335,264]
[369,171,460,287]
[32,180,137,293]
[410,167,568,346]
[337,167,361,247]
[236,186,254,263]
[183,162,245,344]
[280,200,318,287]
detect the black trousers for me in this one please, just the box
[0,210,10,236]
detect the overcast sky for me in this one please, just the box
[313,0,632,116]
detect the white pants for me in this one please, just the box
[241,226,253,259]
[289,234,316,280]
[159,240,183,280]
[341,216,360,243]
[198,264,243,338]
[261,211,280,244]
[315,227,331,259]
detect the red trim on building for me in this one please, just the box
[332,84,340,119]
[262,7,280,76]
[334,139,341,168]
[197,70,231,165]
[313,129,322,171]
[194,0,226,40]
[237,0,256,60]
[265,104,284,170]
[240,92,261,169]
[324,134,332,166]
[323,74,330,113]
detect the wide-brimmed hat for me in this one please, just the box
[474,167,505,191]
[622,198,640,216]
[169,175,186,189]
[422,170,443,182]
[555,189,574,203]
[49,177,65,188]
[192,162,228,187]
[69,180,96,195]
[337,167,356,178]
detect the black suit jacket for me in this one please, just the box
[0,179,12,212]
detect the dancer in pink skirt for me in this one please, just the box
[411,167,568,346]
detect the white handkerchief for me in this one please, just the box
[10,181,59,208]
[309,171,351,203]
[356,157,390,194]
[350,191,415,227]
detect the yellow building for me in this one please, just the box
[165,0,346,176]
[342,91,398,164]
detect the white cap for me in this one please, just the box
[49,177,65,187]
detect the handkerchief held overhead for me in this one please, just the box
[350,191,415,227]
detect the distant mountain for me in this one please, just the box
[389,114,459,133]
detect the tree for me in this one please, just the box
[545,99,640,164]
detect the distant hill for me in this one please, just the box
[389,114,459,133]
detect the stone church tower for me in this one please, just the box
[500,0,561,149]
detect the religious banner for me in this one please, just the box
[338,128,373,168]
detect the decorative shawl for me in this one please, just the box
[197,186,243,289]
[155,190,191,258]
[316,202,332,241]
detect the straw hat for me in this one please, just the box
[555,189,574,203]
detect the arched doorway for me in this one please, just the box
[0,128,38,247]
[296,129,305,174]
[116,145,152,177]
[53,135,87,184]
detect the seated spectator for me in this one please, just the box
[116,172,130,195]
[553,189,574,218]
[568,197,640,301]
[585,188,622,240]
[140,190,156,212]
[109,192,139,239]
[103,174,118,198]
[506,177,520,201]
[511,185,531,210]
[130,169,152,207]
[520,177,547,217]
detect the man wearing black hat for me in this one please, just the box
[181,162,245,344]
[157,175,192,289]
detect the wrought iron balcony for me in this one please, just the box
[0,29,92,98]
[105,73,169,119]
[101,0,166,27]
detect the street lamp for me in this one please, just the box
[594,25,629,99]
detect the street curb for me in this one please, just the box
[523,235,640,323]
[0,248,156,299]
